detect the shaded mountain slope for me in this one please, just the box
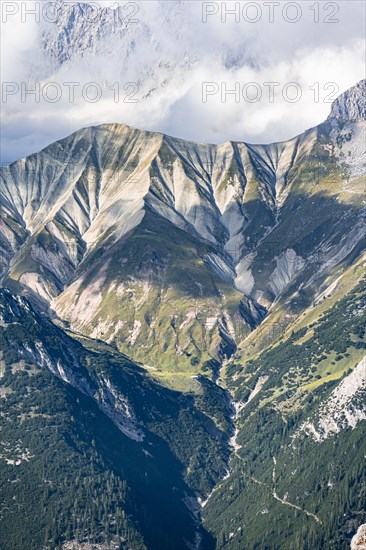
[0,288,235,550]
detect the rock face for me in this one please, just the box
[0,81,365,370]
[301,355,366,441]
[38,0,195,84]
[351,524,366,550]
[328,79,366,122]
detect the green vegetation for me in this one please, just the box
[54,211,252,379]
[0,290,233,550]
[1,95,365,549]
[203,276,366,548]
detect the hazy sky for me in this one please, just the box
[1,0,365,162]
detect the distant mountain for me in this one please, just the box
[0,81,365,549]
[35,0,195,93]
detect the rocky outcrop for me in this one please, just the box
[328,79,366,122]
[351,524,366,550]
[300,356,366,441]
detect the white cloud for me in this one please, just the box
[0,0,365,161]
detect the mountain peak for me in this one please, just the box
[328,79,366,122]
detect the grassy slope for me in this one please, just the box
[53,212,251,381]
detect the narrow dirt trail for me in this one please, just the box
[250,457,322,525]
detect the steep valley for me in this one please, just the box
[0,80,365,549]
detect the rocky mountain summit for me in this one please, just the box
[329,79,366,122]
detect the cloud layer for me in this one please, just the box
[1,0,365,162]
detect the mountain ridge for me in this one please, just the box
[5,78,365,166]
[1,80,365,372]
[0,79,365,549]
